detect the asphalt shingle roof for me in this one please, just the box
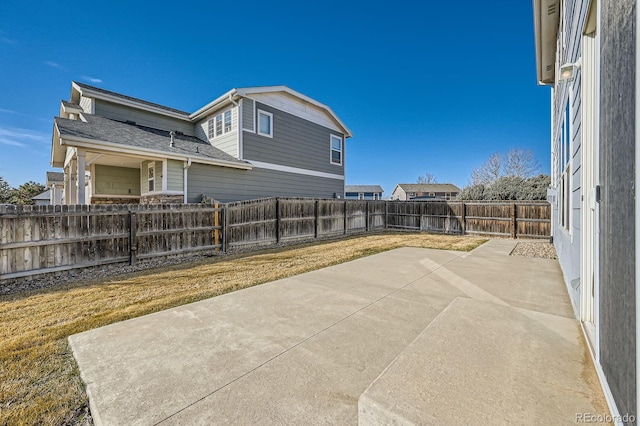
[345,185,384,193]
[55,115,249,166]
[73,82,190,117]
[397,183,461,193]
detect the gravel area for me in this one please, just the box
[510,240,557,259]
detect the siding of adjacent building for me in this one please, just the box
[194,106,239,158]
[242,102,345,176]
[599,0,637,420]
[93,99,194,135]
[94,165,140,196]
[187,163,343,203]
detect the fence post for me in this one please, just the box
[419,202,424,231]
[214,202,220,251]
[384,202,388,229]
[511,203,517,239]
[129,211,137,265]
[344,200,348,234]
[314,199,319,239]
[222,204,229,252]
[365,202,370,232]
[275,198,281,243]
[461,202,466,235]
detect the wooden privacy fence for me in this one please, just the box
[0,199,549,280]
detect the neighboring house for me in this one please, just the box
[390,184,460,201]
[533,0,637,423]
[31,190,51,206]
[51,82,352,204]
[345,185,384,200]
[46,171,64,205]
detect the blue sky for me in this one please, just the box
[0,0,550,197]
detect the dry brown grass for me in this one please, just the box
[0,232,485,425]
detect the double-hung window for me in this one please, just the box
[208,109,233,139]
[257,110,273,138]
[148,163,155,192]
[330,135,342,165]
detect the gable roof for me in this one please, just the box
[395,183,461,193]
[71,82,352,138]
[32,190,51,201]
[53,115,251,169]
[345,185,384,193]
[71,82,191,118]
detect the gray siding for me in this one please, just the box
[187,163,344,203]
[194,106,239,158]
[551,0,589,315]
[242,98,255,131]
[94,165,140,196]
[599,0,636,421]
[167,160,184,191]
[94,100,194,135]
[243,102,345,176]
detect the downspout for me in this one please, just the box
[228,94,242,159]
[183,158,191,204]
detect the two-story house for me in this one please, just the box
[51,82,352,204]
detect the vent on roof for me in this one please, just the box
[170,131,175,147]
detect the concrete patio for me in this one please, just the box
[69,239,609,425]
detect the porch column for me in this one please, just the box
[77,149,86,205]
[63,168,70,204]
[69,159,77,205]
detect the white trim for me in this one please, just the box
[238,99,244,159]
[161,160,168,191]
[58,135,252,170]
[330,134,343,166]
[249,160,344,181]
[148,162,156,192]
[90,194,141,199]
[257,109,273,138]
[183,159,190,204]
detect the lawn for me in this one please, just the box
[0,232,486,425]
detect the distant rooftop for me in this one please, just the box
[345,185,384,193]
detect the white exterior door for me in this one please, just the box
[580,27,599,352]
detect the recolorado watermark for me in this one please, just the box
[576,412,635,423]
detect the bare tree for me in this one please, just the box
[470,152,502,185]
[416,173,438,184]
[503,148,540,179]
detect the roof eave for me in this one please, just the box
[533,0,560,85]
[56,133,253,170]
[71,82,191,121]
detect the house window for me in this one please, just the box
[258,110,273,137]
[330,135,342,165]
[148,163,155,192]
[208,109,233,139]
[224,110,232,133]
